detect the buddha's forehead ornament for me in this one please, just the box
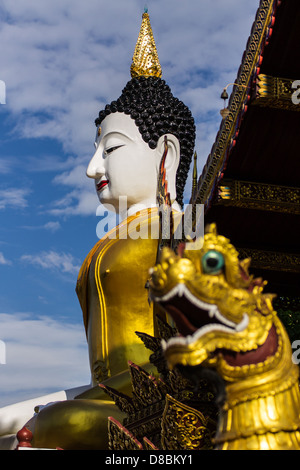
[130,11,162,79]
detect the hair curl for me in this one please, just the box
[95,77,196,207]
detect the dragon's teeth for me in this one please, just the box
[177,284,185,297]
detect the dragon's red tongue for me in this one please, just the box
[161,294,221,337]
[221,324,278,367]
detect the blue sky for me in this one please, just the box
[0,0,259,407]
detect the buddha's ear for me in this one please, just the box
[156,133,180,172]
[156,133,180,201]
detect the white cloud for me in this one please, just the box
[20,250,81,275]
[21,221,61,232]
[48,188,98,217]
[0,312,90,407]
[0,158,13,174]
[0,1,259,215]
[0,79,5,104]
[0,188,30,210]
[0,252,11,266]
[40,165,99,217]
[43,221,61,232]
[53,165,89,189]
[24,155,78,173]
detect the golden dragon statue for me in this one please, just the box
[148,223,300,450]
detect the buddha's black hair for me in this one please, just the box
[95,76,196,207]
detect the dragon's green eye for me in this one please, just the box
[202,250,224,274]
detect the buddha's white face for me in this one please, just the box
[86,112,162,215]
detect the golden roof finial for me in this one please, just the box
[130,10,162,79]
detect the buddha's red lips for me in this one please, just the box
[97,180,109,192]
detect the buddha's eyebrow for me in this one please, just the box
[101,131,135,143]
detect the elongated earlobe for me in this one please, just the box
[156,134,180,203]
[157,136,171,205]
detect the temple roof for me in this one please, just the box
[194,0,300,293]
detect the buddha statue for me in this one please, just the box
[0,12,196,450]
[75,12,195,393]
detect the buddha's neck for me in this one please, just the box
[122,200,181,220]
[214,323,300,450]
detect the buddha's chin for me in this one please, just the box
[97,193,123,214]
[99,197,117,209]
[97,188,112,204]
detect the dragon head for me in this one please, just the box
[149,224,279,382]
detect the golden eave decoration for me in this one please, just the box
[130,11,162,79]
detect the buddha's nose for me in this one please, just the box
[86,146,105,179]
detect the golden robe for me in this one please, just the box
[76,208,160,384]
[31,208,178,449]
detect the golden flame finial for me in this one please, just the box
[130,11,162,79]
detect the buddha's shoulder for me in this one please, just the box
[77,237,109,287]
[76,210,164,287]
